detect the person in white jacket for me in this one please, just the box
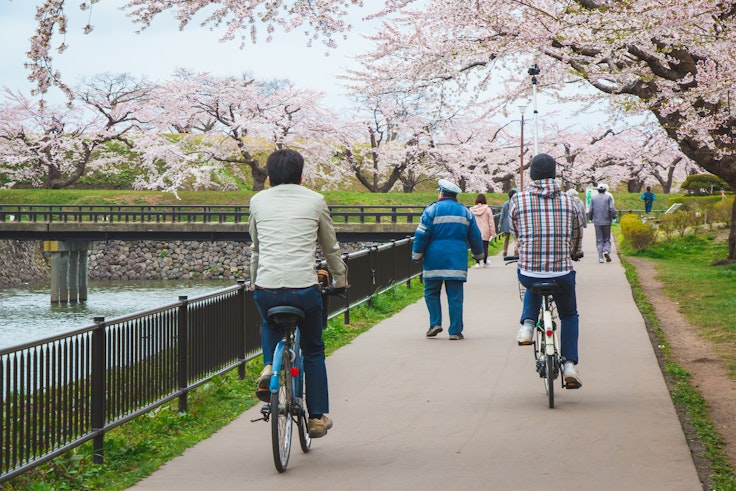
[469,193,497,268]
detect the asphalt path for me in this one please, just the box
[130,231,702,491]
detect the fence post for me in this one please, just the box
[236,281,247,380]
[91,316,106,464]
[178,296,189,413]
[368,246,378,308]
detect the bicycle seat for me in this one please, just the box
[267,306,305,325]
[528,281,561,295]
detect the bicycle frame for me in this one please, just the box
[541,295,557,357]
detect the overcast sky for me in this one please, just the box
[0,1,377,112]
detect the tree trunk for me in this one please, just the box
[251,165,268,191]
[627,179,643,193]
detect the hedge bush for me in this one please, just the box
[620,213,656,250]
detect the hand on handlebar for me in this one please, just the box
[323,285,348,296]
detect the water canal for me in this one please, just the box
[0,279,235,350]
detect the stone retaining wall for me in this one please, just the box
[0,241,49,288]
[0,240,375,287]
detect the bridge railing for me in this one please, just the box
[0,238,422,483]
[0,204,503,226]
[0,204,433,224]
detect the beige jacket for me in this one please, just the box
[249,184,347,289]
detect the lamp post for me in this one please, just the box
[518,104,528,189]
[528,64,541,154]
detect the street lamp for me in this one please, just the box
[528,64,541,154]
[518,104,528,189]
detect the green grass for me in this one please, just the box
[2,280,425,490]
[0,188,686,210]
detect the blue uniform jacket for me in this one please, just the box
[412,198,484,281]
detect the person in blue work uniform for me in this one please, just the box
[412,179,484,340]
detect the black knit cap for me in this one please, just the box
[529,153,557,180]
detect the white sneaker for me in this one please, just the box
[474,263,481,269]
[563,361,582,389]
[516,322,534,345]
[598,257,604,263]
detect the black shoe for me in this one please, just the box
[426,325,443,337]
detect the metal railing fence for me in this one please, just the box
[0,238,422,483]
[0,204,502,225]
[0,204,431,225]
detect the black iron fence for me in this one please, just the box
[0,238,422,483]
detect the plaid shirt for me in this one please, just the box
[509,179,584,275]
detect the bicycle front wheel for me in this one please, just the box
[271,349,293,472]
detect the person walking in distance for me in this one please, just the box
[499,189,518,257]
[470,193,497,268]
[249,149,348,438]
[566,189,587,256]
[413,179,484,340]
[588,183,617,263]
[641,186,656,214]
[510,154,585,388]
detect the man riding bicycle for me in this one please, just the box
[249,149,348,438]
[509,153,585,388]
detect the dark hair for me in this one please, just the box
[508,189,517,199]
[475,193,487,205]
[646,186,651,191]
[266,149,304,186]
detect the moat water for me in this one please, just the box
[0,279,235,350]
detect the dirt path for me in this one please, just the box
[628,257,736,483]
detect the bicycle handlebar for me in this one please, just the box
[504,252,583,263]
[322,286,347,297]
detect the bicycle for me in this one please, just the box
[505,255,579,408]
[251,280,345,473]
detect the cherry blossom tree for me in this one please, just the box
[26,1,736,257]
[0,73,149,189]
[150,71,335,191]
[361,1,736,257]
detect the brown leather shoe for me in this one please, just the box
[255,365,272,402]
[308,415,333,438]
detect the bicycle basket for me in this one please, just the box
[518,281,527,302]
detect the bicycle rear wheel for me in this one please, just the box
[271,349,293,473]
[545,354,555,408]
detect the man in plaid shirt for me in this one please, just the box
[509,153,585,388]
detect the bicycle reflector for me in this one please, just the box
[290,367,300,377]
[546,329,554,338]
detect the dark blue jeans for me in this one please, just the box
[254,287,328,416]
[424,279,465,335]
[517,270,579,364]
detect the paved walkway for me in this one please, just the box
[130,231,701,491]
